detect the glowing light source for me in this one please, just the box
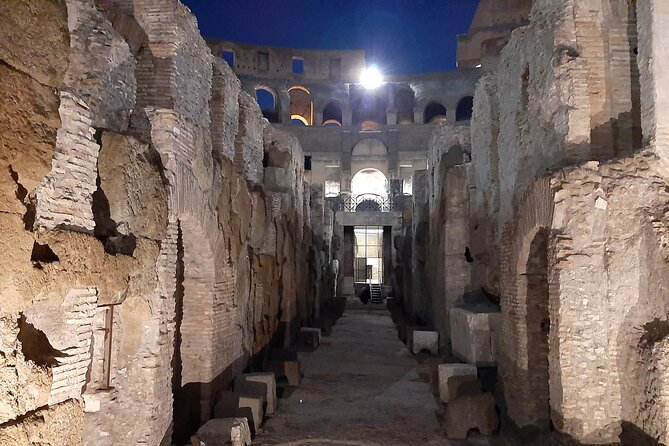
[360,65,383,89]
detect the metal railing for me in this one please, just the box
[337,193,400,212]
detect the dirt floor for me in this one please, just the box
[254,299,482,446]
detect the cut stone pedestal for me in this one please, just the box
[444,393,499,440]
[447,375,482,400]
[213,391,264,434]
[191,418,251,446]
[269,348,298,361]
[450,305,500,366]
[438,363,477,403]
[236,372,277,415]
[298,327,322,348]
[412,330,439,355]
[263,358,302,386]
[234,380,267,409]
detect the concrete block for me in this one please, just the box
[438,363,477,403]
[298,327,322,348]
[444,393,498,440]
[450,306,500,366]
[191,417,251,446]
[236,373,277,415]
[412,330,439,355]
[213,391,264,434]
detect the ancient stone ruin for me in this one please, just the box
[2,0,669,445]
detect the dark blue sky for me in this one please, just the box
[182,0,480,74]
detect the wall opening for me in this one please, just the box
[523,228,551,429]
[172,221,187,444]
[354,226,384,284]
[255,86,280,123]
[352,93,387,129]
[424,102,447,124]
[289,86,313,126]
[456,96,474,121]
[322,102,343,126]
[351,168,388,198]
[292,56,304,74]
[395,87,415,124]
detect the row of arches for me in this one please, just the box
[254,85,474,127]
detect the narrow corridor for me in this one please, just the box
[254,300,453,446]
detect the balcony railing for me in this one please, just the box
[336,193,402,212]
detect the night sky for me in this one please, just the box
[181,0,480,74]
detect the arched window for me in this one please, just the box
[351,168,389,197]
[395,88,415,125]
[352,93,387,129]
[456,96,474,121]
[255,86,280,123]
[424,102,447,124]
[288,86,313,126]
[322,102,343,126]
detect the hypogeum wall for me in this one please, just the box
[0,1,332,444]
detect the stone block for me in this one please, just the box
[412,330,439,355]
[444,393,498,440]
[234,380,267,408]
[236,373,277,415]
[284,360,302,386]
[269,348,298,361]
[191,417,251,446]
[447,375,482,400]
[438,363,477,403]
[213,391,264,434]
[298,327,322,348]
[450,306,500,366]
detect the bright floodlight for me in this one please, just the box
[361,65,383,89]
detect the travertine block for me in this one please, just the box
[450,306,500,366]
[213,391,264,434]
[284,360,302,386]
[412,330,439,355]
[191,418,251,446]
[236,373,277,415]
[444,393,498,440]
[438,363,477,403]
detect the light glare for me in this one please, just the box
[361,65,383,89]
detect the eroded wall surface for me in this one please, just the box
[0,1,332,444]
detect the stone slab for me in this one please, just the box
[438,363,477,403]
[298,327,322,348]
[450,306,500,366]
[412,330,439,355]
[191,417,251,446]
[444,392,498,440]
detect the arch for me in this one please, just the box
[255,86,281,123]
[322,101,343,126]
[456,96,474,121]
[395,87,415,124]
[424,102,447,124]
[288,85,313,125]
[352,92,387,128]
[351,138,388,157]
[351,168,388,197]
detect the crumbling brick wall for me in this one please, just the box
[0,1,332,444]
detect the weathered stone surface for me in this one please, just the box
[412,330,439,355]
[237,373,277,415]
[438,363,477,403]
[444,392,498,440]
[214,391,264,434]
[447,375,482,400]
[450,306,500,366]
[191,417,251,446]
[298,327,322,348]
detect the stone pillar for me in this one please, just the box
[638,0,669,175]
[314,111,323,126]
[343,108,353,126]
[387,111,397,125]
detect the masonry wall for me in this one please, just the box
[0,1,332,444]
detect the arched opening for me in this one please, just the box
[352,93,387,129]
[322,101,343,126]
[424,102,447,124]
[351,168,388,197]
[522,228,551,429]
[288,86,313,126]
[456,96,474,121]
[255,86,280,123]
[395,87,415,125]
